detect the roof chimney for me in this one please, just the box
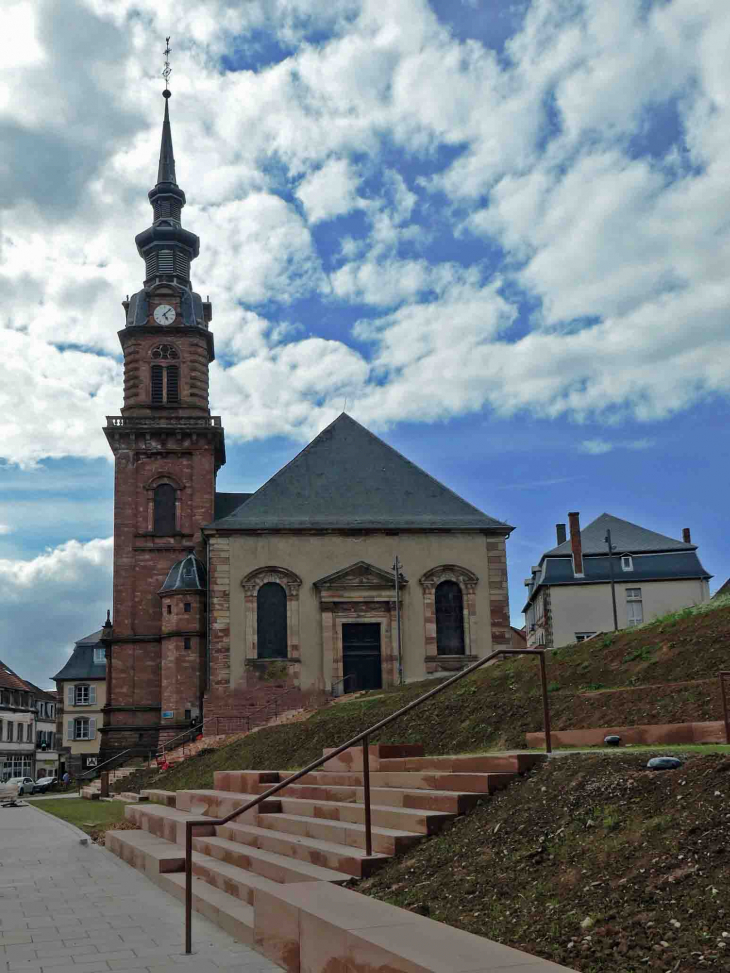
[682,527,691,544]
[568,511,583,576]
[556,523,567,545]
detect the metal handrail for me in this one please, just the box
[76,746,140,781]
[183,648,552,952]
[720,671,730,744]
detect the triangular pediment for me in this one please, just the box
[314,561,405,589]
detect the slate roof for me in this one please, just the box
[159,553,206,592]
[53,630,107,682]
[712,578,730,600]
[24,681,57,702]
[209,414,511,532]
[0,660,32,693]
[544,514,695,556]
[214,492,252,520]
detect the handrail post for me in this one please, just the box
[185,821,192,953]
[362,735,372,857]
[538,651,552,754]
[721,672,730,745]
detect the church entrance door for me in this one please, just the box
[342,623,382,692]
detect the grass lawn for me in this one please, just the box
[27,798,136,838]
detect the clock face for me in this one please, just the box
[153,304,176,325]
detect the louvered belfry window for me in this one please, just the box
[158,250,174,273]
[154,484,176,535]
[150,363,180,404]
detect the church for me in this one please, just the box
[99,90,514,762]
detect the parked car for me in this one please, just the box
[5,776,35,796]
[34,776,58,793]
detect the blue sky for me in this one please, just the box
[0,0,728,683]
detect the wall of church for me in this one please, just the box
[209,530,510,695]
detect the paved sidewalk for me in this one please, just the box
[0,803,281,973]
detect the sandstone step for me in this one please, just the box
[275,795,454,834]
[113,792,148,803]
[191,848,306,904]
[157,871,255,945]
[193,833,350,884]
[105,828,185,875]
[321,743,425,772]
[377,753,544,774]
[176,788,281,819]
[213,821,387,878]
[125,803,215,845]
[140,789,177,807]
[214,770,281,793]
[295,770,516,793]
[249,780,483,813]
[253,811,423,855]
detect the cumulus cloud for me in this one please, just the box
[0,0,729,467]
[0,536,113,686]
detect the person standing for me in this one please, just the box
[62,771,70,791]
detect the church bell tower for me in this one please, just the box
[101,86,225,760]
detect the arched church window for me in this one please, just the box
[151,364,180,404]
[257,582,287,659]
[435,580,465,655]
[153,484,176,535]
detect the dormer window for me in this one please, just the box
[93,646,106,665]
[621,555,633,571]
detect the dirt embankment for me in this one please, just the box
[358,753,730,973]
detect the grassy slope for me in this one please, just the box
[357,752,730,973]
[116,599,730,796]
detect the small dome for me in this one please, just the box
[159,553,206,593]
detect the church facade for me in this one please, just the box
[99,92,513,762]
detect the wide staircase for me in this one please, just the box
[106,744,552,970]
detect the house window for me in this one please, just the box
[575,632,597,642]
[71,718,95,741]
[26,723,32,743]
[151,364,180,404]
[72,685,96,706]
[184,603,191,613]
[93,646,106,665]
[435,580,465,655]
[257,582,288,659]
[626,588,643,626]
[6,722,13,742]
[167,604,172,614]
[183,637,191,650]
[153,484,177,535]
[621,555,633,571]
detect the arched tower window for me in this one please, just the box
[153,484,176,535]
[257,582,288,659]
[435,580,465,655]
[150,345,180,404]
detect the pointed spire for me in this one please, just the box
[157,92,177,185]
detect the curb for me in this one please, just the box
[26,800,94,843]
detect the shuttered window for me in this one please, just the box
[174,252,189,277]
[70,718,95,741]
[166,365,179,403]
[435,580,465,655]
[158,250,174,273]
[151,365,164,403]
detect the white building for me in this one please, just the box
[27,683,59,779]
[523,513,712,649]
[0,660,36,781]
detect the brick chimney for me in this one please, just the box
[556,523,567,545]
[568,511,583,575]
[682,527,691,544]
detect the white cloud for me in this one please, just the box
[579,438,655,455]
[0,536,113,686]
[0,525,13,535]
[0,0,728,467]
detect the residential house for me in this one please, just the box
[26,683,59,779]
[0,661,36,781]
[53,630,107,777]
[523,513,712,649]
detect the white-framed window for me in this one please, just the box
[621,555,633,571]
[6,721,13,742]
[69,717,95,741]
[69,684,96,707]
[575,632,597,642]
[93,646,106,665]
[26,723,32,743]
[626,587,643,626]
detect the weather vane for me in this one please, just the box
[162,36,172,96]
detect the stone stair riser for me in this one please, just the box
[249,781,481,814]
[176,789,280,819]
[125,805,215,845]
[216,826,379,879]
[192,834,341,885]
[156,872,255,945]
[276,796,451,834]
[213,770,281,792]
[253,812,423,855]
[294,770,515,793]
[377,754,542,774]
